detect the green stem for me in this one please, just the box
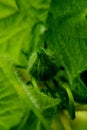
[62,83,75,119]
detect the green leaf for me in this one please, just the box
[45,0,87,101]
[0,0,51,66]
[0,56,29,129]
[15,0,51,21]
[0,56,61,130]
[0,0,17,19]
[0,11,33,65]
[72,76,87,102]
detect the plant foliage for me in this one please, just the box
[0,0,87,130]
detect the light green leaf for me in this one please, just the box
[0,56,29,130]
[0,0,18,19]
[0,0,51,66]
[0,56,60,130]
[15,0,51,21]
